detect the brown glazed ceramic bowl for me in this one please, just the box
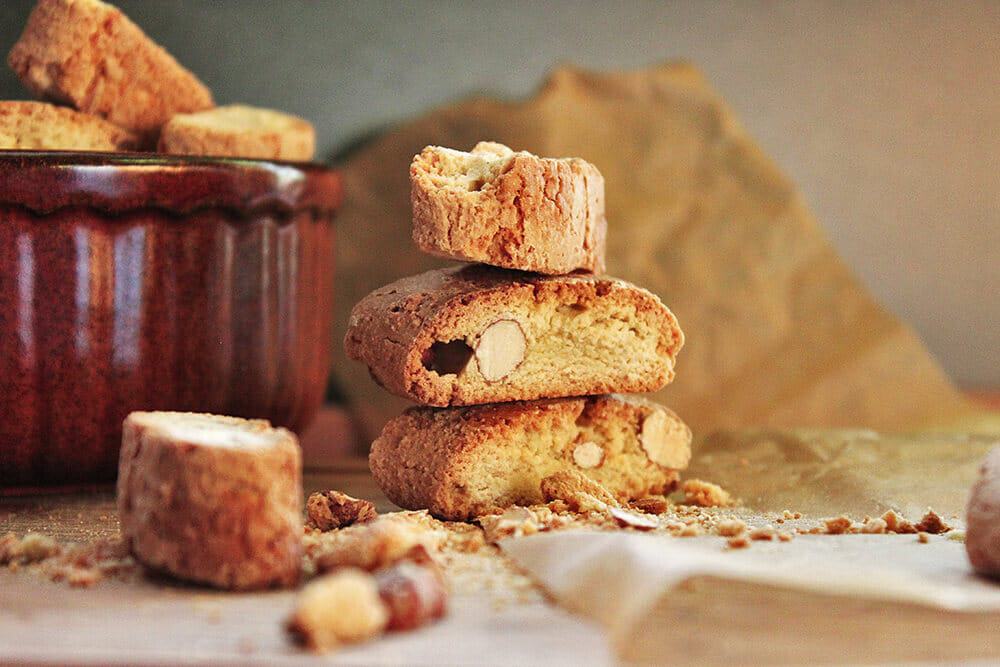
[0,151,341,487]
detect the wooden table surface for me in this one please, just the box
[4,402,1000,666]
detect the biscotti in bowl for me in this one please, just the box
[0,152,341,486]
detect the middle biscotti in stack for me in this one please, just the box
[346,142,691,520]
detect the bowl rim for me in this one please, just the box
[0,148,334,172]
[0,149,342,216]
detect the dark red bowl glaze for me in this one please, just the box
[0,151,341,486]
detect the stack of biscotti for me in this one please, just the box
[3,0,315,160]
[346,142,692,521]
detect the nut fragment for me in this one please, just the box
[307,491,378,531]
[375,560,448,631]
[474,319,526,381]
[639,409,692,469]
[608,507,659,531]
[572,441,605,469]
[287,569,389,653]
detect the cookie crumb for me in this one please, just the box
[716,519,747,537]
[917,532,930,544]
[287,569,388,653]
[681,479,733,508]
[630,496,670,515]
[861,518,887,534]
[726,535,750,549]
[881,510,916,534]
[822,516,854,535]
[913,509,950,535]
[306,491,378,531]
[777,531,794,542]
[749,525,776,541]
[540,470,620,512]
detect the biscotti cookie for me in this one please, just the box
[159,105,316,161]
[370,395,691,520]
[0,101,139,150]
[344,265,683,407]
[410,142,606,274]
[8,0,213,136]
[117,412,302,590]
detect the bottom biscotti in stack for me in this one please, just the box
[370,395,691,520]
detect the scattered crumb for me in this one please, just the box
[630,496,670,515]
[726,535,750,549]
[287,568,388,653]
[678,524,702,537]
[862,518,887,535]
[749,525,776,541]
[715,519,747,537]
[681,480,733,508]
[306,491,378,531]
[914,510,950,535]
[917,532,930,544]
[304,515,441,576]
[777,532,794,542]
[540,470,620,512]
[881,510,916,534]
[948,530,966,543]
[822,516,854,535]
[783,510,802,521]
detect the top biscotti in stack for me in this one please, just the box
[347,143,691,520]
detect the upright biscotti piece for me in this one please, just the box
[117,412,303,590]
[410,142,606,274]
[370,395,691,520]
[8,0,214,136]
[0,101,139,150]
[159,105,316,161]
[345,265,683,406]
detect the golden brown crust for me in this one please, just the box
[0,100,139,150]
[158,105,316,161]
[410,142,606,274]
[8,0,213,136]
[116,412,303,590]
[369,395,689,520]
[344,265,684,406]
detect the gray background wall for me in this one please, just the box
[2,1,997,386]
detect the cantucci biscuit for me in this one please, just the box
[159,105,316,161]
[410,142,606,274]
[8,0,213,136]
[369,395,691,520]
[344,265,683,407]
[117,412,302,590]
[0,101,138,150]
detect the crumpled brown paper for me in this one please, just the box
[333,63,975,444]
[686,429,1000,518]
